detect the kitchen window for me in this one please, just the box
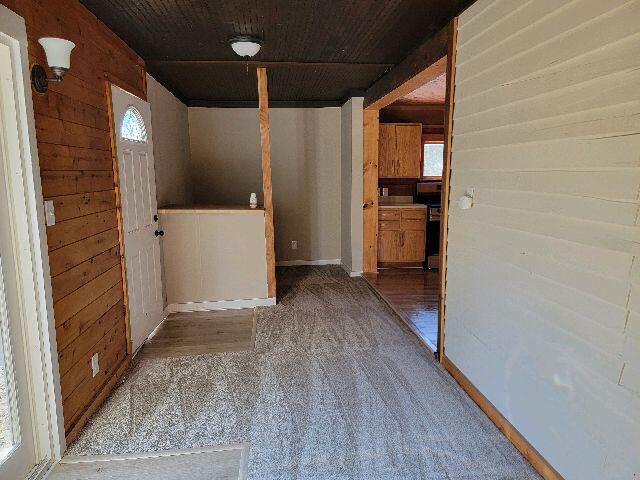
[423,142,444,179]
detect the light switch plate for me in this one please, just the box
[291,240,298,250]
[91,353,99,377]
[44,200,55,226]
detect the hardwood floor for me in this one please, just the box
[139,309,256,358]
[363,268,439,352]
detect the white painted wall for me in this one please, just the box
[188,107,342,264]
[341,98,364,274]
[445,1,640,479]
[147,75,192,206]
[159,210,270,308]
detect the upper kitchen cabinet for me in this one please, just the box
[378,123,422,178]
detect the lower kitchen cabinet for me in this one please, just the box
[378,208,426,265]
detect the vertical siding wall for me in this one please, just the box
[1,0,145,441]
[446,1,640,478]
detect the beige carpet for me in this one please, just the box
[67,266,540,479]
[48,444,248,479]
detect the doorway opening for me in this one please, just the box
[362,19,457,359]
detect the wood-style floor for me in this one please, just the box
[363,268,439,352]
[139,309,257,358]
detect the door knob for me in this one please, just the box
[154,230,164,237]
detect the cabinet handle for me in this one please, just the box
[400,231,404,247]
[154,230,164,237]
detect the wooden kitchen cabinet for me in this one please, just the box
[377,208,426,265]
[378,123,422,178]
[378,124,397,178]
[378,230,401,262]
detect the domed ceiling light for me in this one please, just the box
[229,35,263,58]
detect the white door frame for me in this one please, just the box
[0,4,65,475]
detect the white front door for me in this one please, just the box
[110,85,163,352]
[0,42,36,480]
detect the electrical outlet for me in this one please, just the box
[291,240,298,250]
[91,353,99,377]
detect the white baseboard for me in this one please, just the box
[276,258,341,267]
[165,297,276,314]
[341,262,362,277]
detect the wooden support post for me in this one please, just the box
[438,18,458,361]
[362,109,379,273]
[257,67,277,298]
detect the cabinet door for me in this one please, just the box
[378,230,401,262]
[395,125,422,178]
[378,124,397,178]
[399,230,426,262]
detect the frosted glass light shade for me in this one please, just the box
[38,37,75,70]
[230,38,262,57]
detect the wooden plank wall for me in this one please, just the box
[445,0,640,479]
[0,0,145,443]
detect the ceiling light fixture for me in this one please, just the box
[229,35,263,58]
[31,37,75,94]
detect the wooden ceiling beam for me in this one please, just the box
[147,60,394,68]
[187,100,343,108]
[364,23,451,110]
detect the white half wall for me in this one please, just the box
[445,1,640,479]
[188,107,342,263]
[147,75,192,206]
[340,97,364,274]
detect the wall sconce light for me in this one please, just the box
[31,37,75,94]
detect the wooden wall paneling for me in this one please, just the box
[56,282,124,352]
[37,144,113,171]
[363,109,380,273]
[48,228,120,277]
[256,67,277,298]
[0,0,145,443]
[50,245,120,302]
[46,208,117,250]
[438,18,457,361]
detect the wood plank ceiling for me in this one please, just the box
[79,0,474,105]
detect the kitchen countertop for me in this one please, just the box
[378,203,428,210]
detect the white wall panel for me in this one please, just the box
[446,1,640,478]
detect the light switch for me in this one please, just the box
[91,353,99,377]
[44,200,55,226]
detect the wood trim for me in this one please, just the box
[362,109,379,273]
[366,57,447,111]
[438,19,457,361]
[364,22,450,109]
[188,100,344,108]
[64,357,129,445]
[442,356,564,480]
[104,79,132,356]
[148,59,393,68]
[256,67,277,298]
